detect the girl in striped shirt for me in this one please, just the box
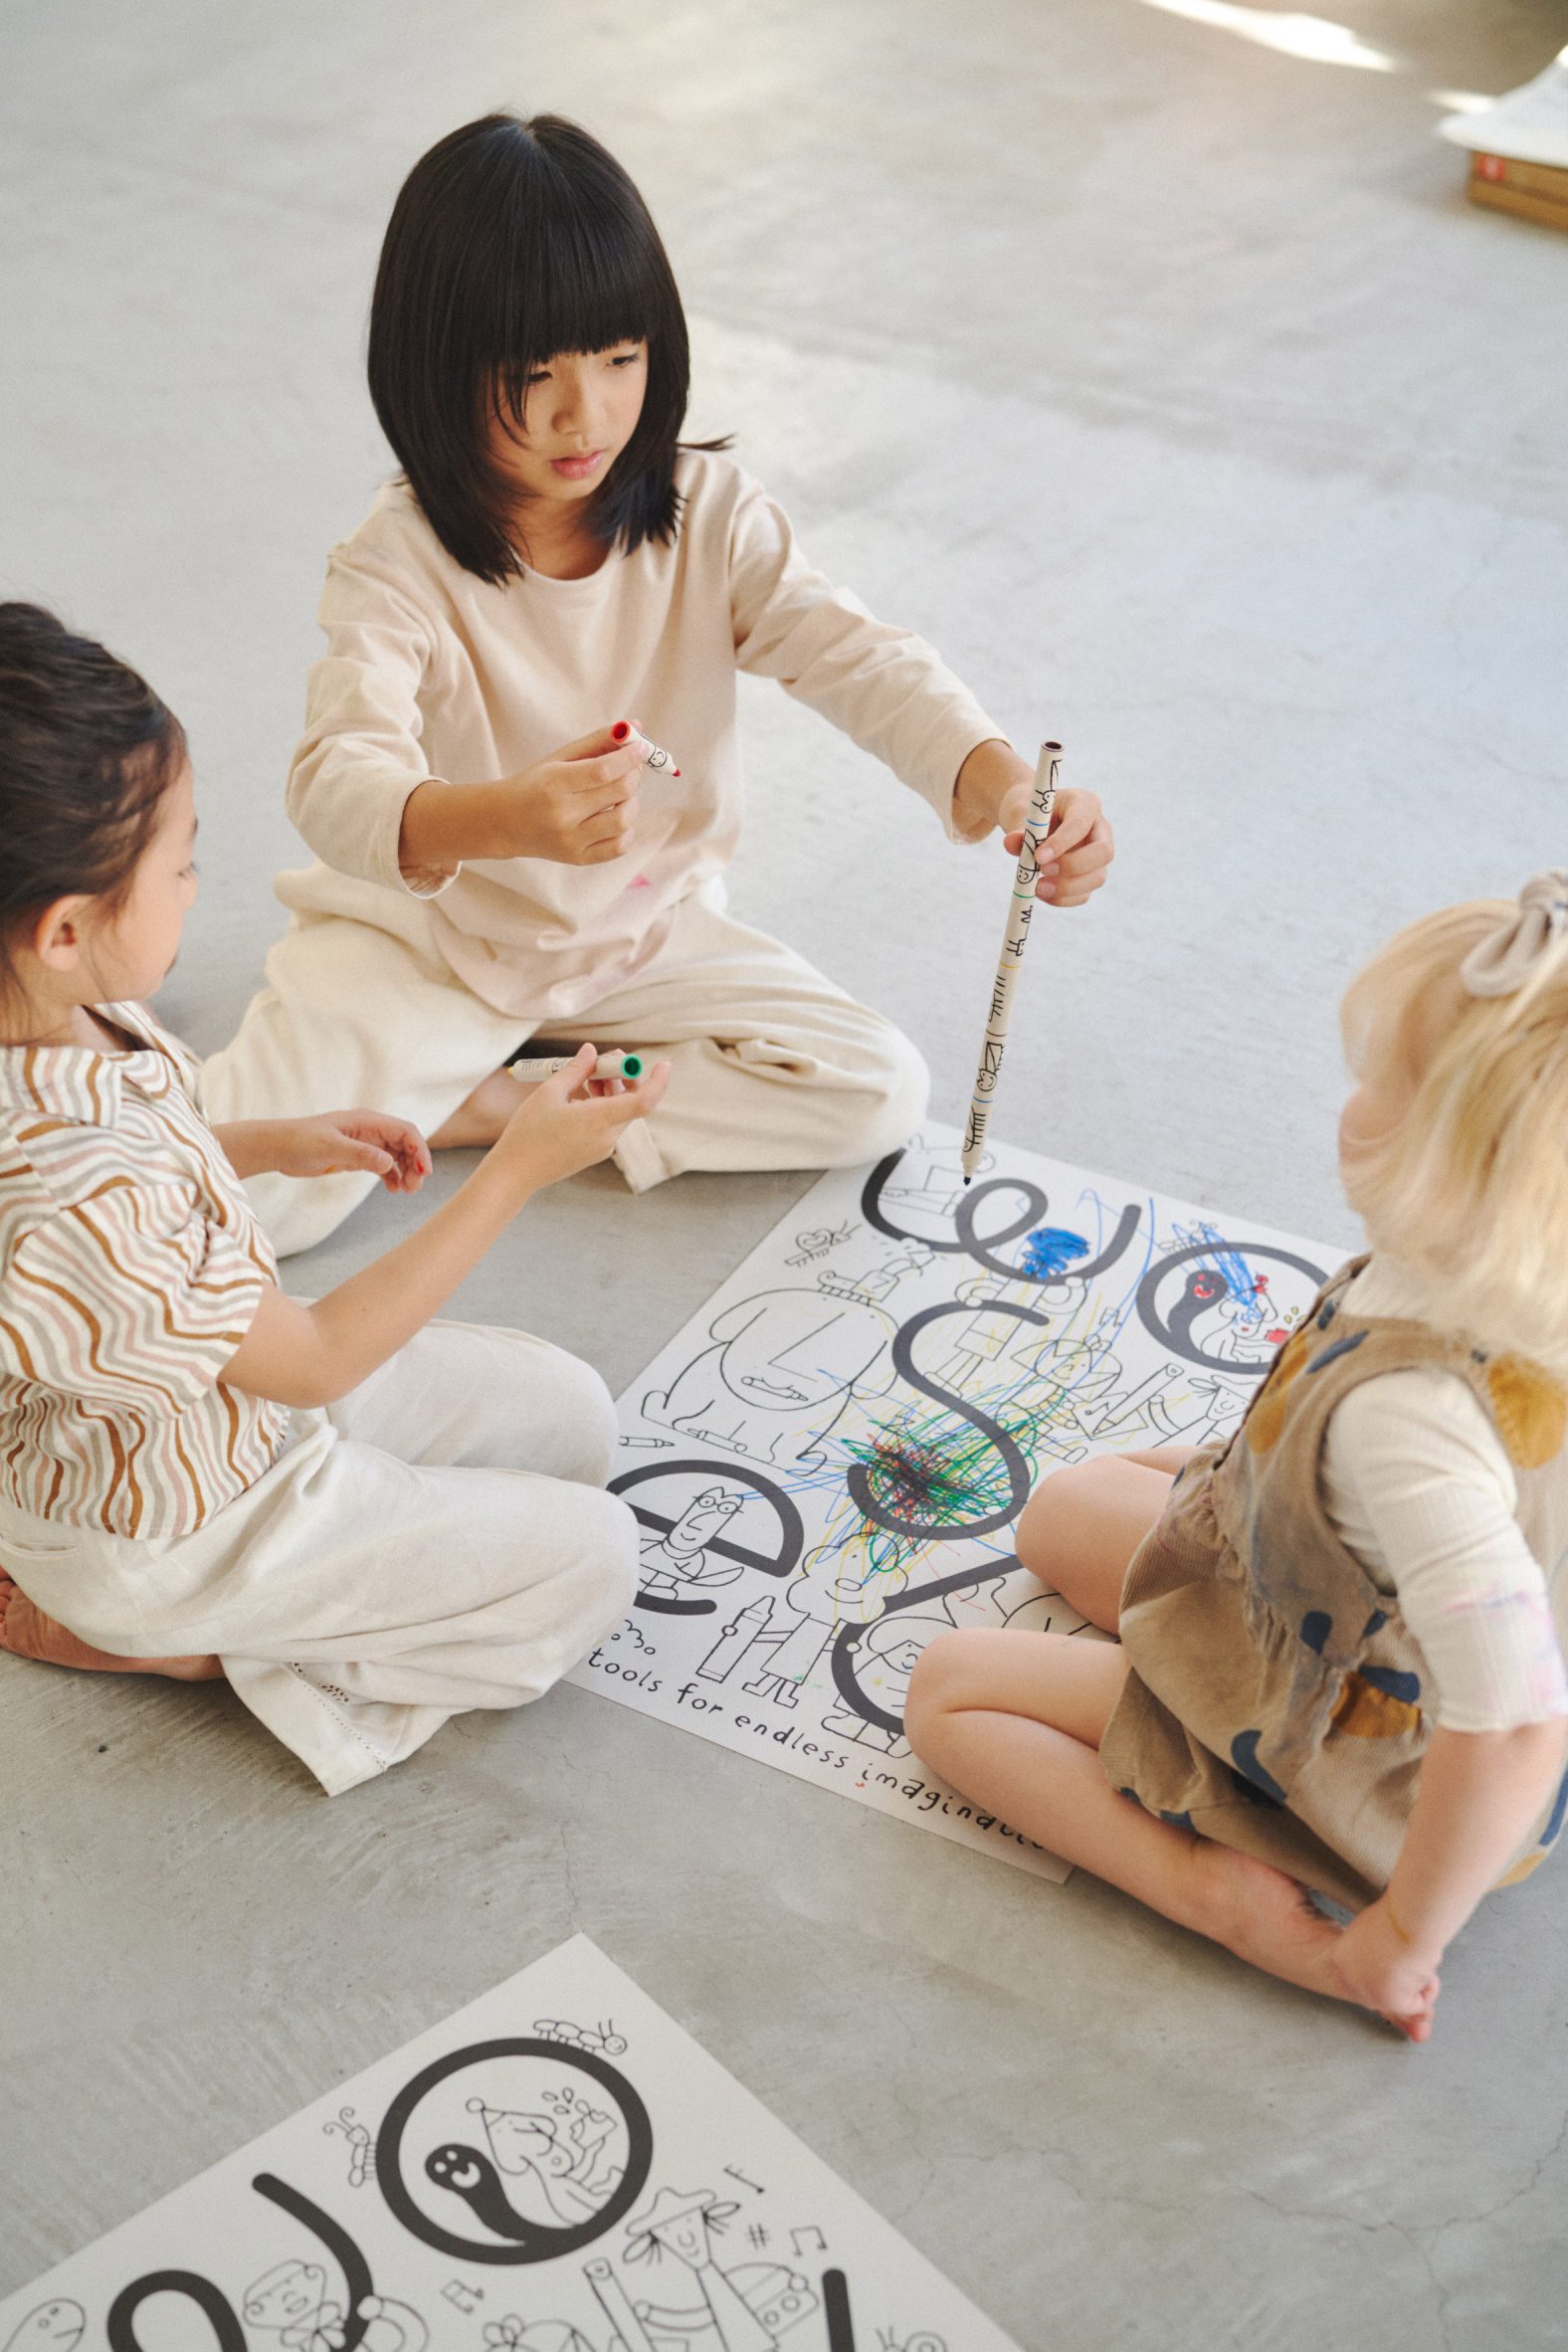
[0,602,667,1795]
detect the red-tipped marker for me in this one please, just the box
[624,726,681,778]
[611,720,631,741]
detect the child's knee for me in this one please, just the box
[543,1353,622,1487]
[859,1026,930,1162]
[820,1024,929,1168]
[590,1492,642,1621]
[904,1626,983,1742]
[578,1364,623,1488]
[1015,1457,1125,1584]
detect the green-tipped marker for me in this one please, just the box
[506,1049,644,1082]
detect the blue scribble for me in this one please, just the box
[1019,1226,1089,1279]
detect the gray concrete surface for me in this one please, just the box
[4,0,1568,2340]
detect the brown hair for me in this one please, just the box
[0,602,187,995]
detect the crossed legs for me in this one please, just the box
[904,1453,1414,2031]
[0,1576,221,1678]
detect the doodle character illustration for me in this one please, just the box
[620,2187,819,2351]
[323,2104,374,2188]
[639,1283,897,1469]
[377,2040,654,2263]
[824,1596,964,1753]
[3,1938,1023,2352]
[873,1135,993,1234]
[562,1132,1340,1874]
[3,2307,86,2352]
[533,2019,629,2058]
[613,1464,806,1623]
[783,1222,858,1269]
[481,2320,594,2352]
[818,1240,933,1305]
[242,2262,428,2352]
[435,2089,625,2233]
[637,1488,747,1601]
[696,1548,861,1707]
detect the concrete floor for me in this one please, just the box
[4,0,1568,2338]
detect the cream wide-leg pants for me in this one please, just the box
[0,1322,639,1795]
[200,877,929,1258]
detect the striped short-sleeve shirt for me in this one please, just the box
[0,1002,288,1537]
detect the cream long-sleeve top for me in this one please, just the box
[1321,1256,1568,1733]
[284,451,1004,1025]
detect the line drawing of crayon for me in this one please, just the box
[699,1596,774,1682]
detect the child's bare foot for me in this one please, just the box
[1189,1837,1436,2041]
[0,1573,222,1681]
[430,1067,525,1150]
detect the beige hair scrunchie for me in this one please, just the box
[1460,871,1568,998]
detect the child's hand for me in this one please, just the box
[275,1111,433,1193]
[493,726,649,865]
[998,781,1113,907]
[1325,1898,1443,2042]
[491,1046,670,1191]
[955,739,1115,906]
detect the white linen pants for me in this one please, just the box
[201,878,928,1258]
[0,1321,638,1795]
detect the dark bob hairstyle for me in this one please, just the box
[369,112,719,586]
[0,602,186,1001]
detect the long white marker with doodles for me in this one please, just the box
[961,739,1061,1184]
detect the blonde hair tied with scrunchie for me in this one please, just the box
[1340,873,1568,1376]
[1459,870,1568,1001]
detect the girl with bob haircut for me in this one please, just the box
[907,877,1568,2043]
[0,600,668,1789]
[203,111,1114,1256]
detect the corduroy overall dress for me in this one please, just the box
[1099,1260,1568,1910]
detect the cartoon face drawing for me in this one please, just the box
[244,2263,331,2334]
[3,2304,86,2352]
[637,1483,749,1597]
[663,1487,744,1558]
[457,2093,623,2229]
[624,2184,739,2270]
[855,1602,960,1703]
[657,2207,711,2263]
[1174,1269,1275,1364]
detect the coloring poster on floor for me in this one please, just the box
[0,1934,1015,2349]
[576,1125,1340,1880]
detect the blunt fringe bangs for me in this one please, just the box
[1340,900,1568,1378]
[369,112,716,585]
[0,601,186,1000]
